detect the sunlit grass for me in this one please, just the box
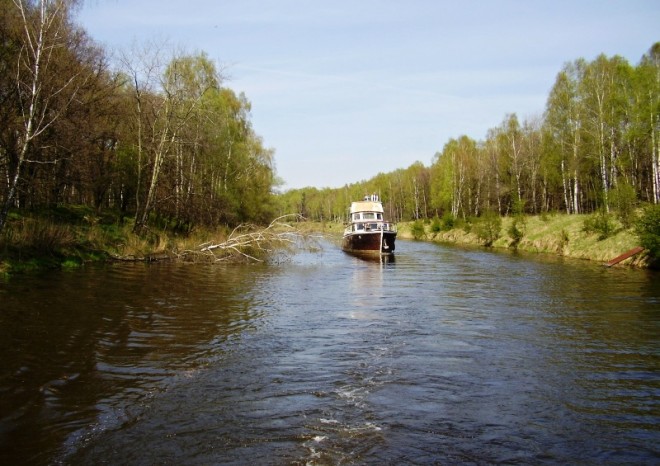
[399,213,648,267]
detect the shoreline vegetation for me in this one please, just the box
[397,214,651,269]
[316,212,657,270]
[0,208,311,277]
[0,2,658,276]
[0,208,657,276]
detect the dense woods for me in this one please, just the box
[0,1,658,246]
[0,0,276,236]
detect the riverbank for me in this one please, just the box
[1,208,653,275]
[311,213,652,268]
[0,207,304,276]
[396,213,651,268]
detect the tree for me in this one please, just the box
[635,43,660,204]
[580,55,633,212]
[636,203,660,260]
[545,61,587,214]
[120,45,219,233]
[0,0,83,232]
[430,136,477,219]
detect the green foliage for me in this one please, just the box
[635,204,660,259]
[512,198,526,217]
[410,220,426,240]
[610,183,638,228]
[61,259,82,269]
[430,215,442,233]
[441,212,456,230]
[474,211,502,246]
[508,217,525,247]
[0,0,657,270]
[508,199,527,247]
[583,209,616,240]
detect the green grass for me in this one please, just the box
[399,213,649,268]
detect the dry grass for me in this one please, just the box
[1,217,77,253]
[1,211,314,274]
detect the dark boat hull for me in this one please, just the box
[341,231,396,255]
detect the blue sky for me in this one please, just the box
[78,0,659,190]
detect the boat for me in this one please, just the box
[342,194,397,255]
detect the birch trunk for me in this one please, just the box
[0,0,76,232]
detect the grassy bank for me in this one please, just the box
[1,208,654,275]
[397,213,652,268]
[0,206,268,276]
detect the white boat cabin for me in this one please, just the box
[345,194,397,233]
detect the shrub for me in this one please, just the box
[474,210,502,246]
[583,209,616,240]
[610,183,638,228]
[508,199,527,248]
[462,217,474,234]
[410,220,426,240]
[508,217,525,247]
[635,204,660,260]
[441,212,456,230]
[430,215,442,233]
[512,198,526,217]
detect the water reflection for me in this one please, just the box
[347,254,393,317]
[0,241,658,465]
[0,262,267,464]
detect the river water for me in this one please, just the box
[0,239,658,465]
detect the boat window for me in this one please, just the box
[370,223,378,230]
[363,213,376,220]
[377,213,383,220]
[356,223,364,230]
[353,213,361,220]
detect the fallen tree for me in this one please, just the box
[178,214,315,263]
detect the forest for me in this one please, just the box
[279,44,660,225]
[0,0,277,237]
[0,1,658,243]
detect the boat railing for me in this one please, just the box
[344,221,397,233]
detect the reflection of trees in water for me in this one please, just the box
[0,263,263,464]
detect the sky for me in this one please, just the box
[77,0,659,190]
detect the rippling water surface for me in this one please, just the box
[1,239,658,464]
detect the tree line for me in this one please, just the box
[0,0,277,236]
[1,1,658,239]
[279,43,660,225]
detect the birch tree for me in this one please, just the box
[121,44,215,233]
[545,60,586,213]
[636,43,660,204]
[0,0,81,232]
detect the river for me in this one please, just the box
[1,239,658,465]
